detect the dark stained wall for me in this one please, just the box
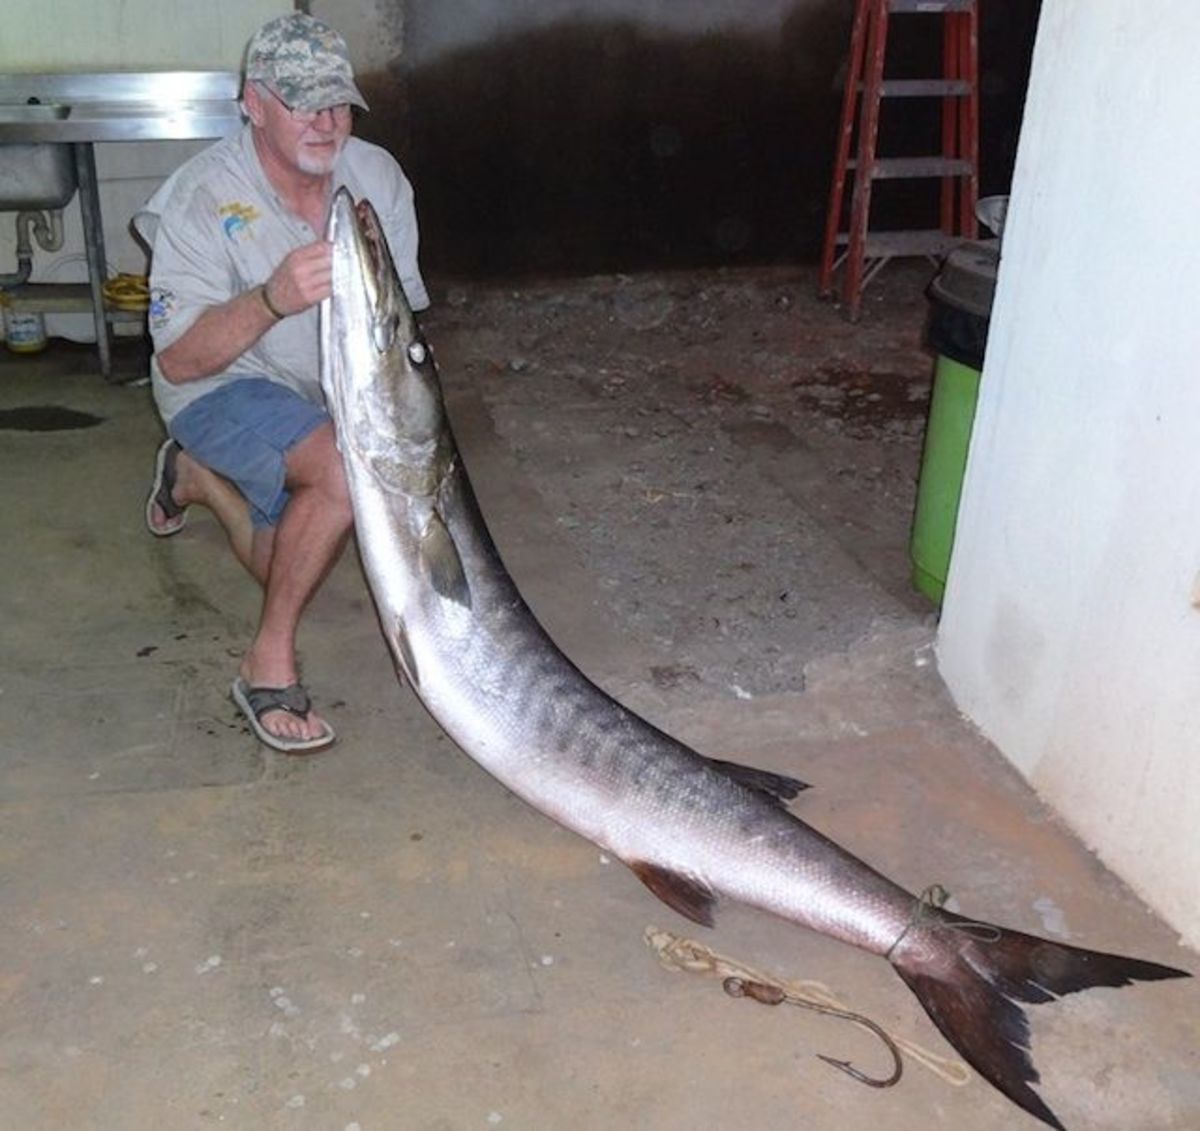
[351,1,1041,280]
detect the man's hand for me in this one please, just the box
[264,241,333,316]
[157,239,335,383]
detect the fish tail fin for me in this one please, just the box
[890,911,1189,1130]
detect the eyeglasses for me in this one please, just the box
[260,83,351,125]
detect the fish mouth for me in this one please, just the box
[323,187,415,393]
[327,187,396,334]
[322,187,444,482]
[322,188,396,445]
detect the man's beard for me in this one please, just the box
[295,136,346,176]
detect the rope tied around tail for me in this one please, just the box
[885,884,1003,962]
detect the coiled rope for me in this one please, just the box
[102,273,150,312]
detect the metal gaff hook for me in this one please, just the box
[722,976,903,1089]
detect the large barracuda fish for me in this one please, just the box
[319,188,1188,1130]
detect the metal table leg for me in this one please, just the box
[74,142,113,379]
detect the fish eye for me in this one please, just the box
[408,341,427,365]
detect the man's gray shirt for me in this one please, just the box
[137,125,429,424]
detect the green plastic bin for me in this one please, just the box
[910,241,998,605]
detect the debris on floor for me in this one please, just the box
[0,263,1195,1129]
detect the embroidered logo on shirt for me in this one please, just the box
[220,202,261,241]
[148,287,176,331]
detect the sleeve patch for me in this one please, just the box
[148,288,176,331]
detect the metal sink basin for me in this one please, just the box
[0,103,71,122]
[0,74,244,144]
[0,104,77,211]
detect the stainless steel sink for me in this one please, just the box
[0,74,243,144]
[0,73,240,378]
[0,104,77,211]
[0,104,71,122]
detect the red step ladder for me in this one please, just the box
[819,0,980,320]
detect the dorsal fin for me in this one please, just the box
[704,757,810,806]
[630,861,716,927]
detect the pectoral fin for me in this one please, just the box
[420,512,472,609]
[630,861,717,928]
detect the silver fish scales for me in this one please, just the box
[320,188,1188,1131]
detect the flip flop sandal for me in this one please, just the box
[145,438,188,537]
[231,677,337,754]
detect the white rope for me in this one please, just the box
[644,925,972,1088]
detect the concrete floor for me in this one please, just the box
[1,273,1196,1131]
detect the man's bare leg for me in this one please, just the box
[151,449,258,576]
[249,526,275,588]
[238,422,353,744]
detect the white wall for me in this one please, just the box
[0,0,281,70]
[310,0,406,75]
[406,0,803,64]
[1,0,285,340]
[938,1,1200,948]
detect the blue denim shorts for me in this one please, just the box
[169,378,328,528]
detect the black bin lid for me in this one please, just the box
[929,239,1000,318]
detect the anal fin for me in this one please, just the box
[630,861,716,928]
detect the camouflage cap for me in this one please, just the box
[244,13,368,113]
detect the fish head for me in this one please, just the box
[321,186,447,494]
